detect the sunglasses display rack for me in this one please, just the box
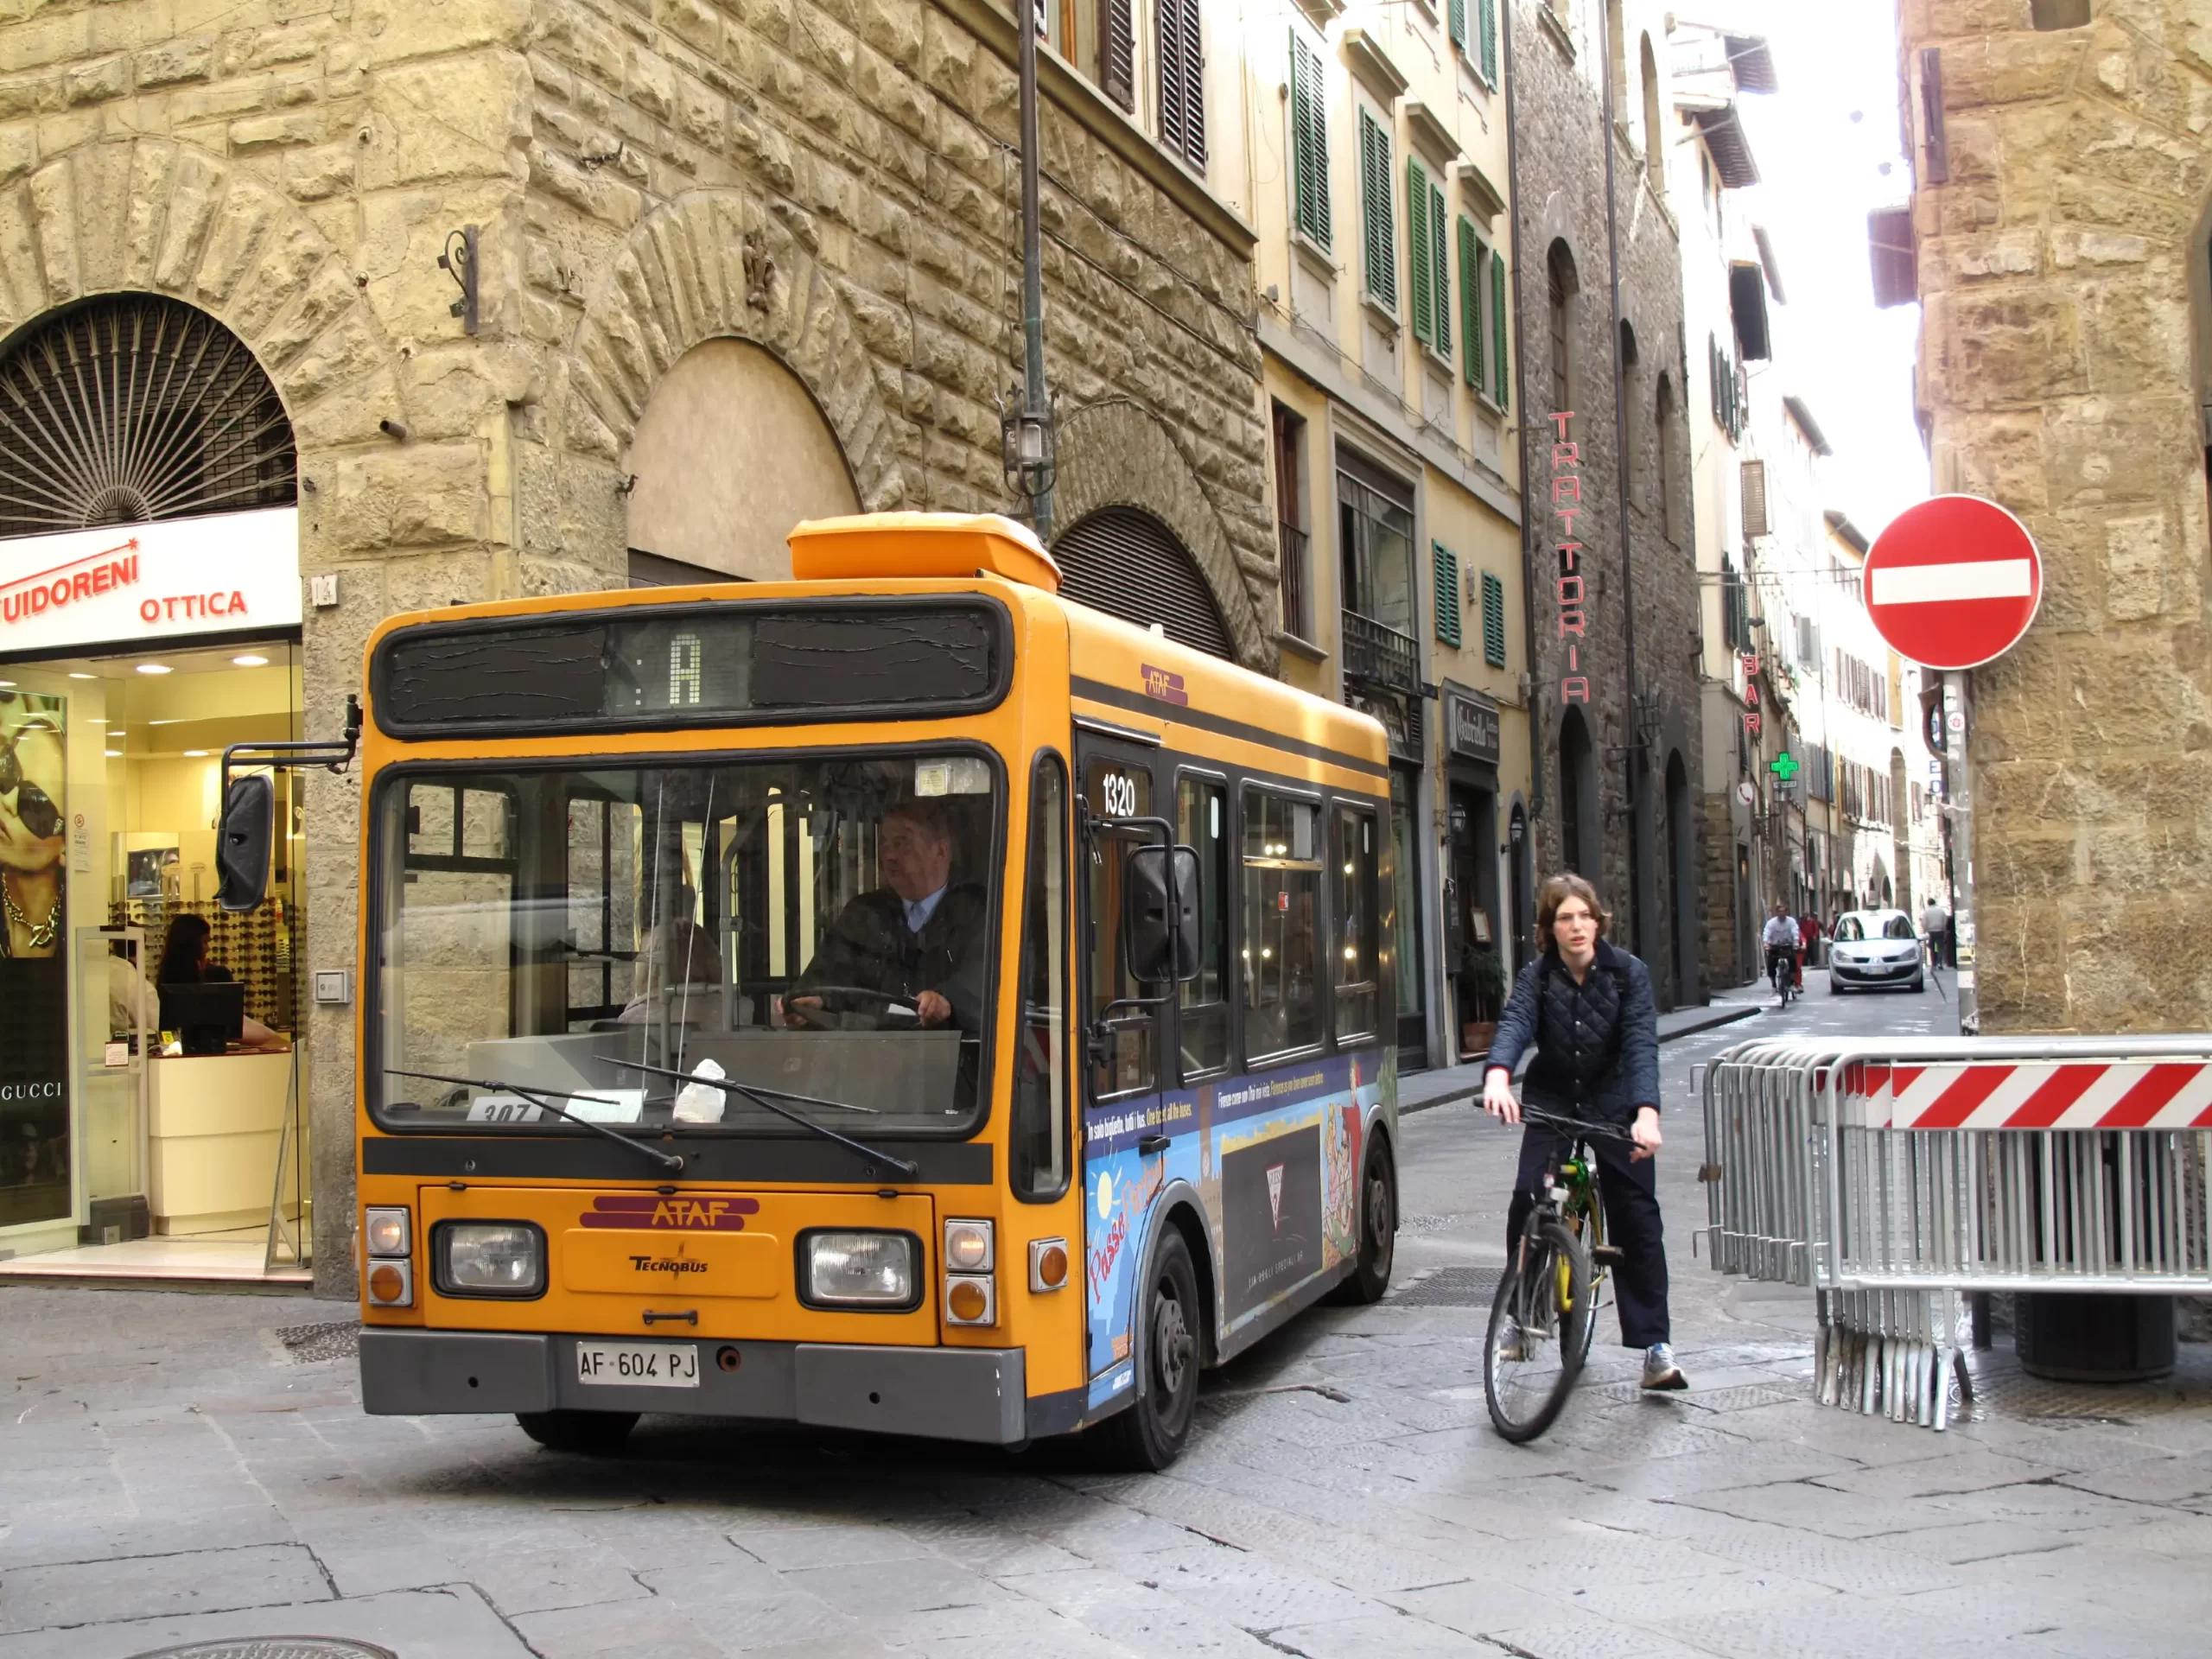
[110,897,302,1035]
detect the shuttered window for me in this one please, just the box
[1408,157,1433,348]
[1740,459,1769,537]
[1478,0,1498,84]
[1459,217,1484,389]
[1481,571,1507,667]
[1433,543,1461,647]
[1359,111,1395,310]
[1289,31,1330,250]
[1097,0,1135,111]
[1491,253,1510,409]
[1156,0,1206,168]
[1427,174,1450,365]
[1449,0,1467,55]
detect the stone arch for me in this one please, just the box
[0,137,397,446]
[1050,398,1271,669]
[563,189,908,514]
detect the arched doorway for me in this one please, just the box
[0,295,306,1272]
[625,339,859,585]
[1667,751,1696,1004]
[1054,505,1233,658]
[1508,801,1535,974]
[1558,706,1599,882]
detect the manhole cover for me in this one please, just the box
[272,1321,359,1363]
[129,1642,396,1659]
[1397,1212,1465,1235]
[1959,1342,2212,1424]
[1384,1266,1502,1307]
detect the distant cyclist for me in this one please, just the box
[1762,902,1800,1003]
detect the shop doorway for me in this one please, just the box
[0,639,308,1283]
[1448,780,1502,1058]
[1389,764,1426,1070]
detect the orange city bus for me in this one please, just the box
[221,512,1400,1469]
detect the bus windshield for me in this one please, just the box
[372,749,1001,1137]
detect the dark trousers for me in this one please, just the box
[1503,1117,1671,1349]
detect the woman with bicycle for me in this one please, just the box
[1481,874,1686,1395]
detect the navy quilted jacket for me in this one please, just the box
[1483,938,1660,1122]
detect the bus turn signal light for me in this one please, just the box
[365,1261,413,1307]
[945,1275,995,1325]
[1029,1237,1069,1293]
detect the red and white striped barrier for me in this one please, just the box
[1841,1059,2212,1132]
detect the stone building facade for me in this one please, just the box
[1507,0,1703,1007]
[1894,0,2212,1033]
[0,0,1272,1291]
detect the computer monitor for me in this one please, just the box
[158,981,245,1057]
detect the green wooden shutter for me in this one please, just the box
[1449,0,1467,54]
[1433,543,1461,647]
[1478,0,1497,83]
[1428,178,1450,365]
[1459,218,1482,387]
[1290,32,1330,249]
[1482,571,1507,667]
[1491,252,1509,409]
[1407,156,1431,346]
[1360,111,1394,309]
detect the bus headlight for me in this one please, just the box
[435,1223,545,1298]
[802,1231,918,1308]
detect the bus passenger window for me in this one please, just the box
[1333,807,1381,1041]
[1177,776,1230,1077]
[1086,764,1154,1097]
[1014,757,1070,1198]
[1243,790,1323,1060]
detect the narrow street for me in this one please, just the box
[6,973,2207,1659]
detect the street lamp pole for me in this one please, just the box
[1015,0,1056,543]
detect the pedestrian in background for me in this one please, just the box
[1922,897,1948,969]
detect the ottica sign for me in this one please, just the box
[0,507,301,655]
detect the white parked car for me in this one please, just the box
[1828,908,1925,993]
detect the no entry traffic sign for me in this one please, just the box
[1861,494,2042,671]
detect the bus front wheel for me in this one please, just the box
[1096,1229,1201,1471]
[516,1410,639,1454]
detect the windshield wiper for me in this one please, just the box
[611,1058,920,1181]
[386,1068,683,1174]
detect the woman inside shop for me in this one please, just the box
[156,914,289,1052]
[0,712,66,961]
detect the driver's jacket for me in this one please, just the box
[793,881,988,1031]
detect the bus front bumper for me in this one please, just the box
[359,1329,1028,1446]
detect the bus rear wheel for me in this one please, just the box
[1327,1137,1396,1305]
[1096,1229,1201,1472]
[516,1410,639,1454]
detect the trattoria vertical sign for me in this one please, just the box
[1549,413,1590,704]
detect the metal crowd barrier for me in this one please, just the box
[1699,1035,2212,1430]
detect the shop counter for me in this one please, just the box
[147,1050,302,1236]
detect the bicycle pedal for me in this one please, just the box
[1591,1245,1624,1266]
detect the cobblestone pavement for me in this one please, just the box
[6,975,2210,1658]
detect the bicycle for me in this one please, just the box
[1766,945,1796,1007]
[1483,1104,1634,1442]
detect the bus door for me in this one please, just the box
[1075,733,1171,1401]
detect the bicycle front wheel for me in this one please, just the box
[1484,1217,1594,1443]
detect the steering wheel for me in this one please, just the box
[787,983,924,1031]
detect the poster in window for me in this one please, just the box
[1,691,71,1225]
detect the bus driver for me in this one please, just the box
[785,800,986,1032]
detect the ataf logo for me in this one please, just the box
[1140,663,1189,707]
[579,1194,760,1230]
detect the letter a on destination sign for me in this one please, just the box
[1860,494,2042,671]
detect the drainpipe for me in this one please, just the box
[1597,22,1646,957]
[1501,0,1542,907]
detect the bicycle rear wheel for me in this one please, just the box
[1484,1217,1594,1443]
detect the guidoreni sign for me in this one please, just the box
[0,506,301,655]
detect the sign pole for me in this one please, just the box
[1943,669,1977,1034]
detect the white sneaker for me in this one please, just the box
[1496,1319,1526,1363]
[1641,1343,1687,1390]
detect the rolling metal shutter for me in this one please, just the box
[1053,506,1233,659]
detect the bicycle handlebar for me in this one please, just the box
[1516,1104,1637,1144]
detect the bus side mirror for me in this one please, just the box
[216,773,275,912]
[1122,843,1200,985]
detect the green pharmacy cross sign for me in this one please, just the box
[1770,752,1800,783]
